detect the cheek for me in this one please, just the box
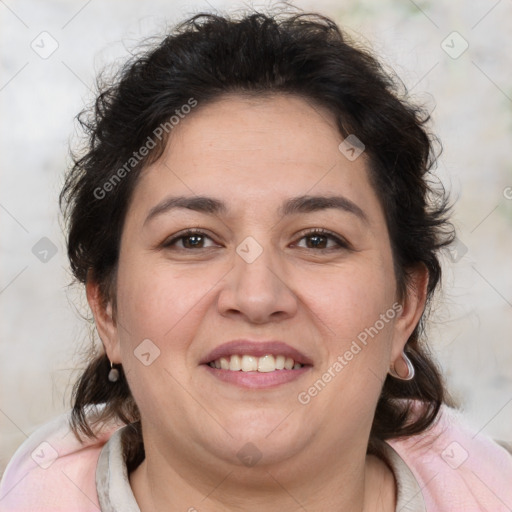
[114,256,226,350]
[113,258,223,420]
[302,260,395,339]
[300,256,397,400]
[298,266,397,430]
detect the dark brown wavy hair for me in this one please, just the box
[60,8,455,470]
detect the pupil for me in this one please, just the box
[308,235,326,248]
[185,235,203,248]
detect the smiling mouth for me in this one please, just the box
[207,354,306,372]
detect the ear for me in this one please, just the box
[390,264,429,361]
[86,278,121,364]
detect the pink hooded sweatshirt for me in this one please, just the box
[1,403,511,511]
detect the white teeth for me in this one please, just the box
[208,354,304,372]
[258,355,276,373]
[241,355,258,372]
[229,354,241,371]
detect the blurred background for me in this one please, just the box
[1,0,511,474]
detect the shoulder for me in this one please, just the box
[388,401,512,511]
[0,408,123,512]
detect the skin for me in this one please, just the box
[87,94,428,511]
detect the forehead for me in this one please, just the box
[132,94,380,221]
[163,93,344,177]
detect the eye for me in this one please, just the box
[161,228,350,252]
[162,229,219,250]
[294,228,350,250]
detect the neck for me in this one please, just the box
[130,435,395,512]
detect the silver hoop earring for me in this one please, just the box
[108,361,120,382]
[388,351,415,381]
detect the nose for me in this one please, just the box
[217,244,298,324]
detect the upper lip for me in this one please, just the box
[200,340,314,366]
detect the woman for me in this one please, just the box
[1,9,511,512]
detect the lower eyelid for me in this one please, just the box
[295,239,346,249]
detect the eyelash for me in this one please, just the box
[162,228,350,251]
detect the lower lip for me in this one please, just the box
[201,364,311,389]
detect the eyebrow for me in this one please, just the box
[144,194,369,226]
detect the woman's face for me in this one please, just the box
[93,94,424,471]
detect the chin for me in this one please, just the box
[219,411,309,457]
